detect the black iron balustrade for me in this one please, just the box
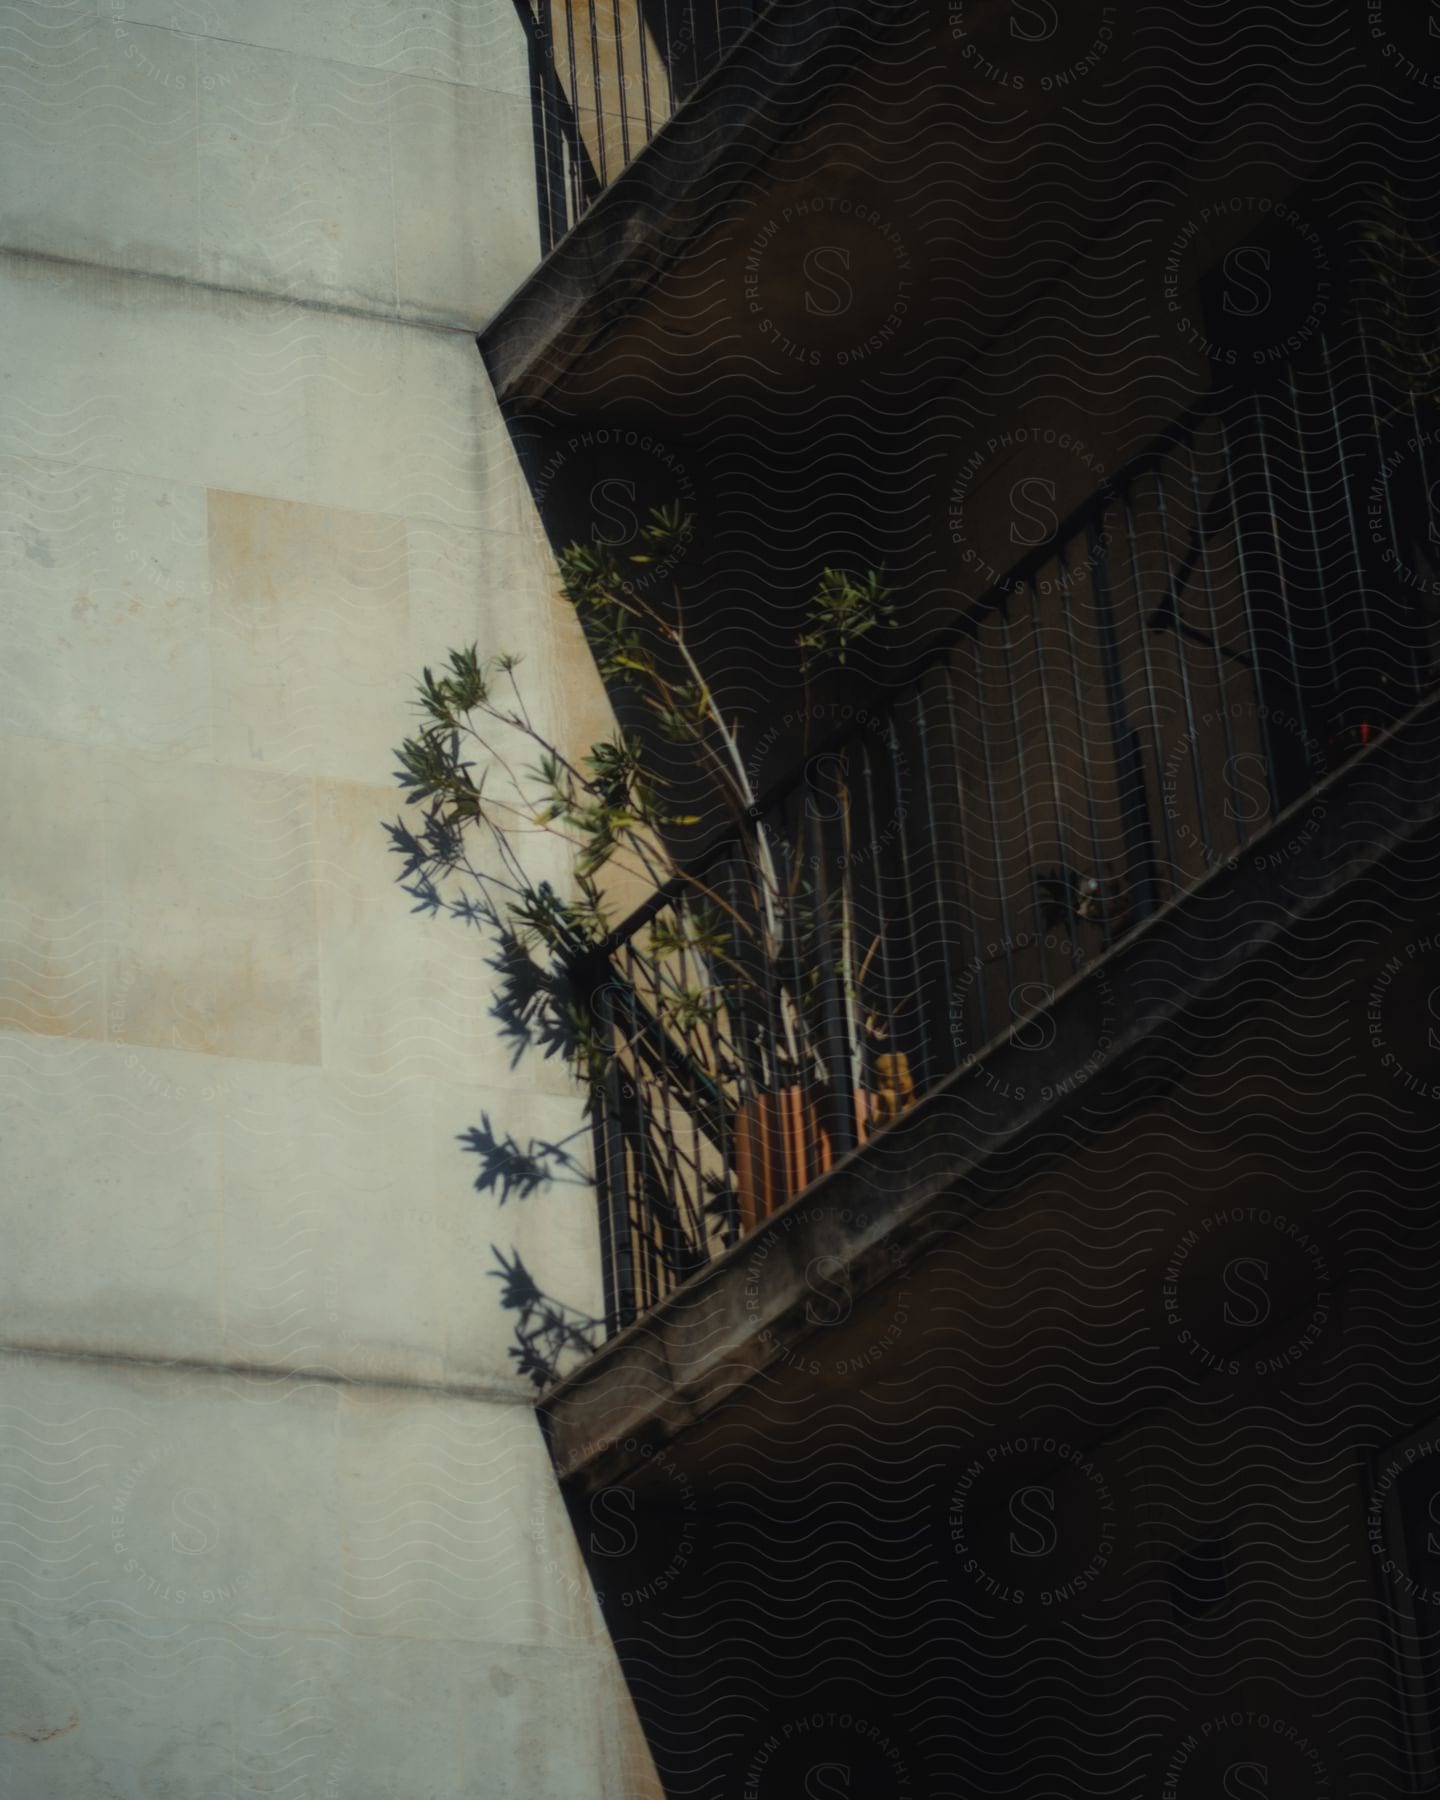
[573,316,1440,1339]
[511,0,767,254]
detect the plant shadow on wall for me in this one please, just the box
[385,505,896,1390]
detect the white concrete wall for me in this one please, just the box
[0,3,655,1794]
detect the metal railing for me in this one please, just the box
[573,315,1440,1338]
[512,0,766,254]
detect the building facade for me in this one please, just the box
[6,0,1440,1796]
[0,2,657,1794]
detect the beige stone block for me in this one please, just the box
[216,1057,447,1382]
[103,751,321,1063]
[316,774,513,1083]
[0,454,211,754]
[404,516,618,777]
[299,304,533,533]
[0,1350,643,1797]
[100,1377,345,1635]
[334,1385,599,1646]
[0,735,106,1041]
[313,772,579,1088]
[0,6,199,280]
[430,1076,604,1388]
[458,1643,635,1799]
[207,488,411,785]
[0,260,312,503]
[0,1352,343,1637]
[228,1633,636,1800]
[0,264,526,531]
[391,75,538,328]
[225,1628,462,1800]
[0,1034,224,1359]
[198,38,397,314]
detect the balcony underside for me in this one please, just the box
[482,0,886,413]
[542,693,1440,1498]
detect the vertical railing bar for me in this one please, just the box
[780,793,820,1182]
[675,893,712,1248]
[1122,483,1179,893]
[702,886,741,1246]
[940,653,993,1039]
[644,936,685,1267]
[536,3,556,259]
[1029,570,1083,975]
[1408,382,1438,691]
[805,773,858,1162]
[613,0,631,166]
[1354,306,1419,695]
[1286,362,1344,751]
[596,983,636,1332]
[1251,390,1310,751]
[1000,597,1050,996]
[524,0,560,256]
[562,134,577,239]
[623,951,660,1309]
[588,0,608,187]
[720,856,758,1231]
[665,1012,706,1261]
[754,824,789,1103]
[911,684,959,1072]
[1217,407,1281,815]
[662,0,678,118]
[562,0,584,233]
[1056,536,1112,955]
[973,631,1017,1015]
[860,734,899,1076]
[634,0,654,141]
[838,763,864,1099]
[589,986,620,1332]
[1088,503,1157,924]
[1320,331,1373,650]
[1183,442,1243,852]
[888,706,928,1092]
[738,830,788,1222]
[1153,460,1211,868]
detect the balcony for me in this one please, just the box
[565,305,1440,1362]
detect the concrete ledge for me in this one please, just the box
[542,694,1440,1492]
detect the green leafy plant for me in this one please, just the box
[386,505,892,1388]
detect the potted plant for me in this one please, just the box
[386,505,893,1383]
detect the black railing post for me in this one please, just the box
[805,769,859,1164]
[593,981,638,1334]
[522,0,565,256]
[1088,506,1159,924]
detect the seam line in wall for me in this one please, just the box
[0,1339,538,1406]
[0,245,492,341]
[98,14,525,100]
